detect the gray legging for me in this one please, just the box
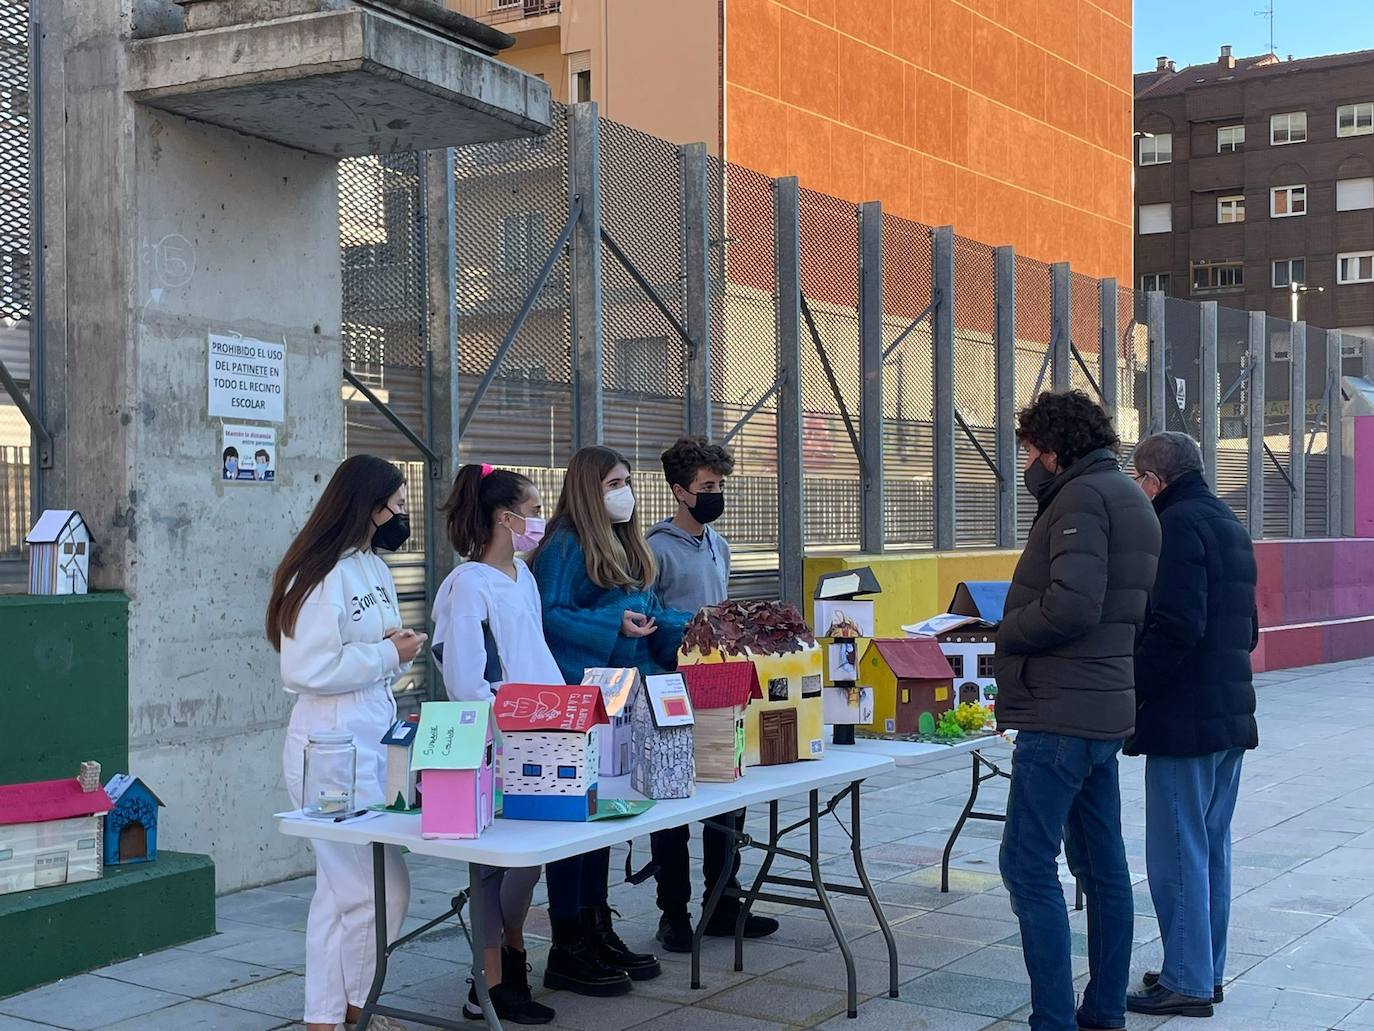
[473,865,542,950]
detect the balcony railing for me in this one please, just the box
[450,0,561,27]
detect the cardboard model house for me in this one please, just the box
[679,661,761,782]
[860,638,956,736]
[381,714,421,809]
[0,761,112,896]
[102,774,163,866]
[26,509,92,596]
[494,684,609,822]
[629,673,696,800]
[412,701,497,840]
[679,601,824,767]
[938,582,1009,708]
[580,667,638,777]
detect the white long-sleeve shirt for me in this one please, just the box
[431,559,565,701]
[280,548,406,696]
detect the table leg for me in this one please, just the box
[850,780,898,999]
[354,842,391,1031]
[734,799,781,975]
[467,863,503,1031]
[693,822,737,992]
[807,789,857,1019]
[942,751,983,893]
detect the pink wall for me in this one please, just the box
[1354,417,1374,538]
[1252,537,1374,672]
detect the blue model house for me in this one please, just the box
[103,775,164,865]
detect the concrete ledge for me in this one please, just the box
[0,851,216,998]
[1254,614,1374,673]
[127,8,551,156]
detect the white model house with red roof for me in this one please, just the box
[493,684,609,822]
[0,761,113,896]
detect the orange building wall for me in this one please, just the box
[724,0,1133,281]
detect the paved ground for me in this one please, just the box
[5,658,1374,1031]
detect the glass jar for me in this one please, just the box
[302,730,357,818]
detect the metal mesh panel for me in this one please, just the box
[1069,271,1101,401]
[0,2,27,326]
[880,211,934,549]
[1263,316,1293,538]
[1215,304,1252,526]
[1117,285,1145,442]
[953,236,997,546]
[1014,257,1052,543]
[1304,329,1329,537]
[450,104,572,468]
[339,153,424,368]
[1163,296,1201,439]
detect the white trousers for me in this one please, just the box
[284,686,411,1025]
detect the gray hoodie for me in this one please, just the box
[647,519,731,614]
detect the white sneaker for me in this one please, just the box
[345,1016,409,1031]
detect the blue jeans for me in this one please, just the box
[1145,749,1244,999]
[1000,732,1133,1031]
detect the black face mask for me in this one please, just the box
[372,511,411,552]
[1023,459,1057,500]
[686,489,725,525]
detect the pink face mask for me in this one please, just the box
[511,515,546,553]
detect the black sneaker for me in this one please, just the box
[1126,982,1214,1017]
[1143,969,1224,1004]
[543,917,632,997]
[583,905,662,981]
[655,912,694,954]
[463,981,556,1025]
[1074,1012,1125,1031]
[702,906,780,940]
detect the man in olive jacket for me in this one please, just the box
[1125,432,1258,1019]
[995,391,1161,1031]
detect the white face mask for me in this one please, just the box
[604,485,636,524]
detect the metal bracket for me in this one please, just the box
[800,293,869,481]
[880,290,940,362]
[1031,342,1053,397]
[954,410,1003,483]
[1220,363,1253,407]
[599,225,696,359]
[1306,369,1339,458]
[343,366,442,477]
[1264,441,1296,493]
[1069,341,1104,400]
[0,356,53,469]
[721,371,786,447]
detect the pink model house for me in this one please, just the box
[411,701,497,840]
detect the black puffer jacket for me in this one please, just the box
[1125,472,1259,757]
[995,449,1161,739]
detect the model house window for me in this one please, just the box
[1272,258,1306,288]
[1337,177,1374,211]
[900,688,910,704]
[947,654,964,678]
[767,676,789,702]
[1138,133,1172,165]
[557,765,577,779]
[1139,203,1172,235]
[1270,111,1307,145]
[977,654,996,678]
[1337,103,1374,138]
[1271,185,1306,218]
[1141,272,1170,292]
[522,763,542,777]
[1337,252,1374,285]
[1217,125,1245,153]
[1192,262,1244,292]
[1217,195,1246,223]
[484,742,494,766]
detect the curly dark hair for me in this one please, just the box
[1015,390,1119,469]
[661,436,735,490]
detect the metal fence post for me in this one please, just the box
[681,141,712,438]
[1290,321,1307,537]
[1247,312,1266,541]
[994,246,1017,549]
[859,200,884,554]
[775,177,804,608]
[1050,262,1071,391]
[1099,277,1118,424]
[1200,301,1218,487]
[1326,328,1342,538]
[569,102,603,448]
[1147,290,1167,434]
[932,226,955,551]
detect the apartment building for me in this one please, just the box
[448,0,1134,281]
[1135,46,1374,336]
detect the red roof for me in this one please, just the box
[0,777,114,827]
[866,639,954,681]
[680,662,763,710]
[494,684,609,733]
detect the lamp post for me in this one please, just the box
[1289,280,1324,323]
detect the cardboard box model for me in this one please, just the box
[102,774,164,865]
[679,662,761,782]
[580,667,638,777]
[629,674,696,799]
[939,582,1009,708]
[0,762,112,896]
[412,702,497,840]
[26,510,92,595]
[860,638,956,736]
[381,714,420,809]
[493,684,609,822]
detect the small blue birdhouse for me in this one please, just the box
[103,775,164,865]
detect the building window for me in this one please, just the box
[1138,133,1172,166]
[499,211,547,273]
[1270,185,1307,218]
[1338,252,1374,285]
[1337,177,1374,211]
[522,762,542,777]
[947,654,964,678]
[977,654,996,678]
[1337,103,1374,138]
[1138,203,1172,235]
[1217,125,1245,153]
[1192,262,1244,292]
[1272,258,1306,288]
[614,336,670,394]
[575,70,591,103]
[1270,111,1307,145]
[557,765,577,779]
[1217,195,1246,223]
[1141,272,1170,293]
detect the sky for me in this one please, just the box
[1133,0,1374,73]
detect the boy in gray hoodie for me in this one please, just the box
[646,438,780,952]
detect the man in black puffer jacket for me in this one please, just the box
[995,391,1160,1031]
[1124,432,1259,1019]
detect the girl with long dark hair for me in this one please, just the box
[268,455,426,1031]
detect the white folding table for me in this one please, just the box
[279,748,896,1031]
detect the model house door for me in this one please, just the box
[119,822,148,862]
[586,786,598,818]
[759,709,798,765]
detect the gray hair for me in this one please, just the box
[1134,432,1203,484]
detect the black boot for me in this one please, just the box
[543,917,632,997]
[1126,982,1214,1017]
[702,903,780,940]
[462,980,556,1026]
[655,910,694,954]
[582,905,662,981]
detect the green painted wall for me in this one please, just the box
[0,592,129,785]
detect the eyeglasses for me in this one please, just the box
[1131,471,1154,484]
